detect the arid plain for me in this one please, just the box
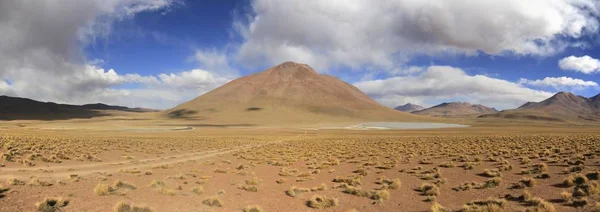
[1,117,600,212]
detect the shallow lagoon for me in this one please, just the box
[330,122,469,130]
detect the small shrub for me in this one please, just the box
[286,186,310,197]
[306,195,338,209]
[36,197,69,212]
[481,178,501,188]
[482,169,502,177]
[243,205,263,212]
[462,198,505,212]
[246,177,262,185]
[113,201,154,212]
[94,183,113,196]
[202,196,223,207]
[192,186,204,195]
[560,191,572,203]
[420,184,439,196]
[430,202,451,212]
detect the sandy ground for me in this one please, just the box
[1,118,600,211]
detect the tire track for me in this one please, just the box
[0,133,303,180]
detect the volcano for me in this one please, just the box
[165,62,434,125]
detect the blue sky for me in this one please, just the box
[2,0,600,109]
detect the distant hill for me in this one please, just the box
[0,95,155,120]
[394,103,425,113]
[413,102,498,117]
[164,61,436,124]
[81,103,158,112]
[479,92,600,122]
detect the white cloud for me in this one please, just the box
[193,49,238,77]
[354,66,553,109]
[0,0,235,109]
[0,65,230,109]
[235,0,600,71]
[559,55,600,74]
[518,76,598,90]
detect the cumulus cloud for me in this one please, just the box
[559,55,600,74]
[518,76,599,91]
[354,66,553,110]
[235,0,600,71]
[0,0,234,109]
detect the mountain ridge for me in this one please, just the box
[394,103,425,113]
[479,91,600,122]
[0,95,154,120]
[413,102,498,117]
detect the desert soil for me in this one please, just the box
[1,120,600,212]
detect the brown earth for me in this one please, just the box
[163,61,438,125]
[1,118,600,212]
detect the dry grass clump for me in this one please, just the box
[29,178,53,186]
[332,176,361,186]
[504,190,556,212]
[585,171,600,180]
[149,180,166,188]
[563,173,588,187]
[113,180,137,190]
[457,178,501,191]
[370,189,390,201]
[420,183,440,196]
[561,190,573,203]
[202,196,224,207]
[243,205,263,212]
[35,197,69,212]
[306,195,339,209]
[246,177,262,185]
[214,168,228,173]
[6,178,25,186]
[278,167,299,176]
[376,177,401,190]
[431,202,451,212]
[286,186,311,197]
[439,161,455,168]
[572,180,600,197]
[0,185,9,198]
[276,178,286,184]
[353,168,368,176]
[114,201,154,212]
[511,178,537,189]
[535,172,551,179]
[481,169,502,177]
[191,186,204,195]
[521,163,549,175]
[310,183,328,191]
[454,182,477,191]
[94,180,137,196]
[239,185,259,192]
[147,179,176,195]
[482,178,501,188]
[524,198,556,212]
[119,168,141,174]
[461,198,505,212]
[341,184,370,197]
[94,183,114,196]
